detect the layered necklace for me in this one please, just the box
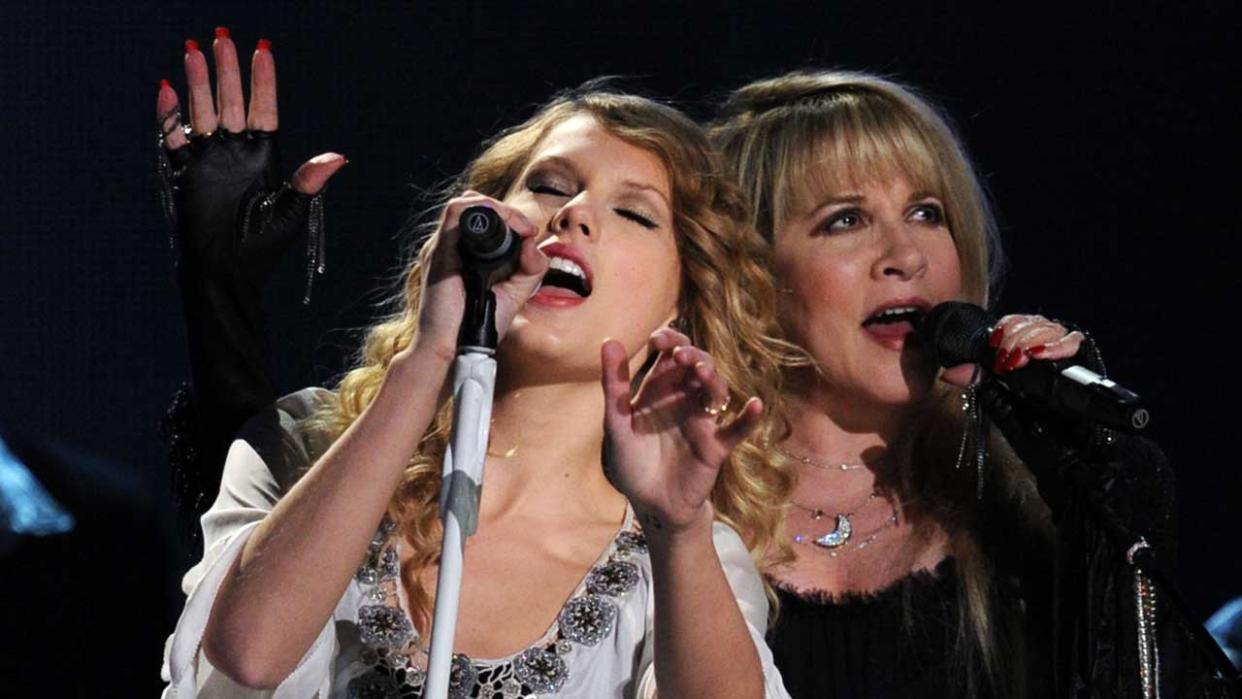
[779,445,900,557]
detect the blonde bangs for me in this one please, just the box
[783,94,948,229]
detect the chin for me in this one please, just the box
[866,366,939,408]
[497,324,600,383]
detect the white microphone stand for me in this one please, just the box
[423,348,496,698]
[423,207,514,698]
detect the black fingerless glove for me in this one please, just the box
[158,129,324,529]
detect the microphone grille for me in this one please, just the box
[920,301,992,368]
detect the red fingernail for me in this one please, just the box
[214,26,230,39]
[1026,344,1047,357]
[185,38,199,53]
[988,326,1005,348]
[257,38,272,51]
[1006,350,1024,372]
[993,349,1008,373]
[160,78,171,90]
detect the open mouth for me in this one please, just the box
[538,255,593,298]
[862,305,925,329]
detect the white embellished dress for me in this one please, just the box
[160,388,789,698]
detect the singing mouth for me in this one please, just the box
[537,243,593,298]
[862,298,931,328]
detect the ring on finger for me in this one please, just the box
[701,392,731,417]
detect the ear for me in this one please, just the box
[663,307,685,334]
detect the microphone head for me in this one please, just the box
[459,206,513,260]
[920,301,993,368]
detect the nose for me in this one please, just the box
[871,222,928,281]
[551,197,594,239]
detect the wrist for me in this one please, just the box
[642,503,715,549]
[387,340,455,392]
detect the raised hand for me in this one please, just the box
[600,328,764,533]
[157,28,345,283]
[156,29,347,529]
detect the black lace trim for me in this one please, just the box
[769,556,957,608]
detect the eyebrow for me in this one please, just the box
[806,194,864,215]
[810,190,942,213]
[529,155,670,209]
[620,179,671,209]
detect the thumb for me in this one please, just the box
[291,152,348,195]
[600,339,634,432]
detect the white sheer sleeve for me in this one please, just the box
[160,388,345,698]
[633,522,791,699]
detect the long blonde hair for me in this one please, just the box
[309,86,797,633]
[711,70,1054,696]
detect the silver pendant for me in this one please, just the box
[812,514,853,549]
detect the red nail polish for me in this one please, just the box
[989,325,1005,348]
[160,78,171,90]
[1005,349,1024,372]
[1027,344,1047,357]
[993,349,1008,373]
[257,38,272,51]
[185,38,199,53]
[215,26,230,39]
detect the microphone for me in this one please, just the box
[455,206,521,353]
[458,206,519,281]
[920,301,1150,433]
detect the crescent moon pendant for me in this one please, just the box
[813,514,853,549]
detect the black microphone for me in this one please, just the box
[920,301,1150,433]
[458,206,519,278]
[455,206,521,352]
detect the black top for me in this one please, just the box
[767,559,965,699]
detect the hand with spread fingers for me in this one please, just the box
[157,28,346,284]
[156,28,347,530]
[600,328,764,534]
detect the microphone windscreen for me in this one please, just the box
[459,206,512,260]
[920,301,992,368]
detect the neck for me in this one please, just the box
[781,375,913,508]
[782,381,910,464]
[479,374,624,524]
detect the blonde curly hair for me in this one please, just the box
[308,86,797,632]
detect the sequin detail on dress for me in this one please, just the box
[350,515,647,697]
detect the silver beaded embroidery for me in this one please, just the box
[359,605,414,650]
[351,518,647,697]
[447,654,479,699]
[614,531,648,557]
[559,594,618,646]
[586,559,640,597]
[357,545,400,585]
[513,647,569,694]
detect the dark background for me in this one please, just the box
[1,1,1237,694]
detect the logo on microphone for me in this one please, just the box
[1130,408,1151,430]
[465,212,491,235]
